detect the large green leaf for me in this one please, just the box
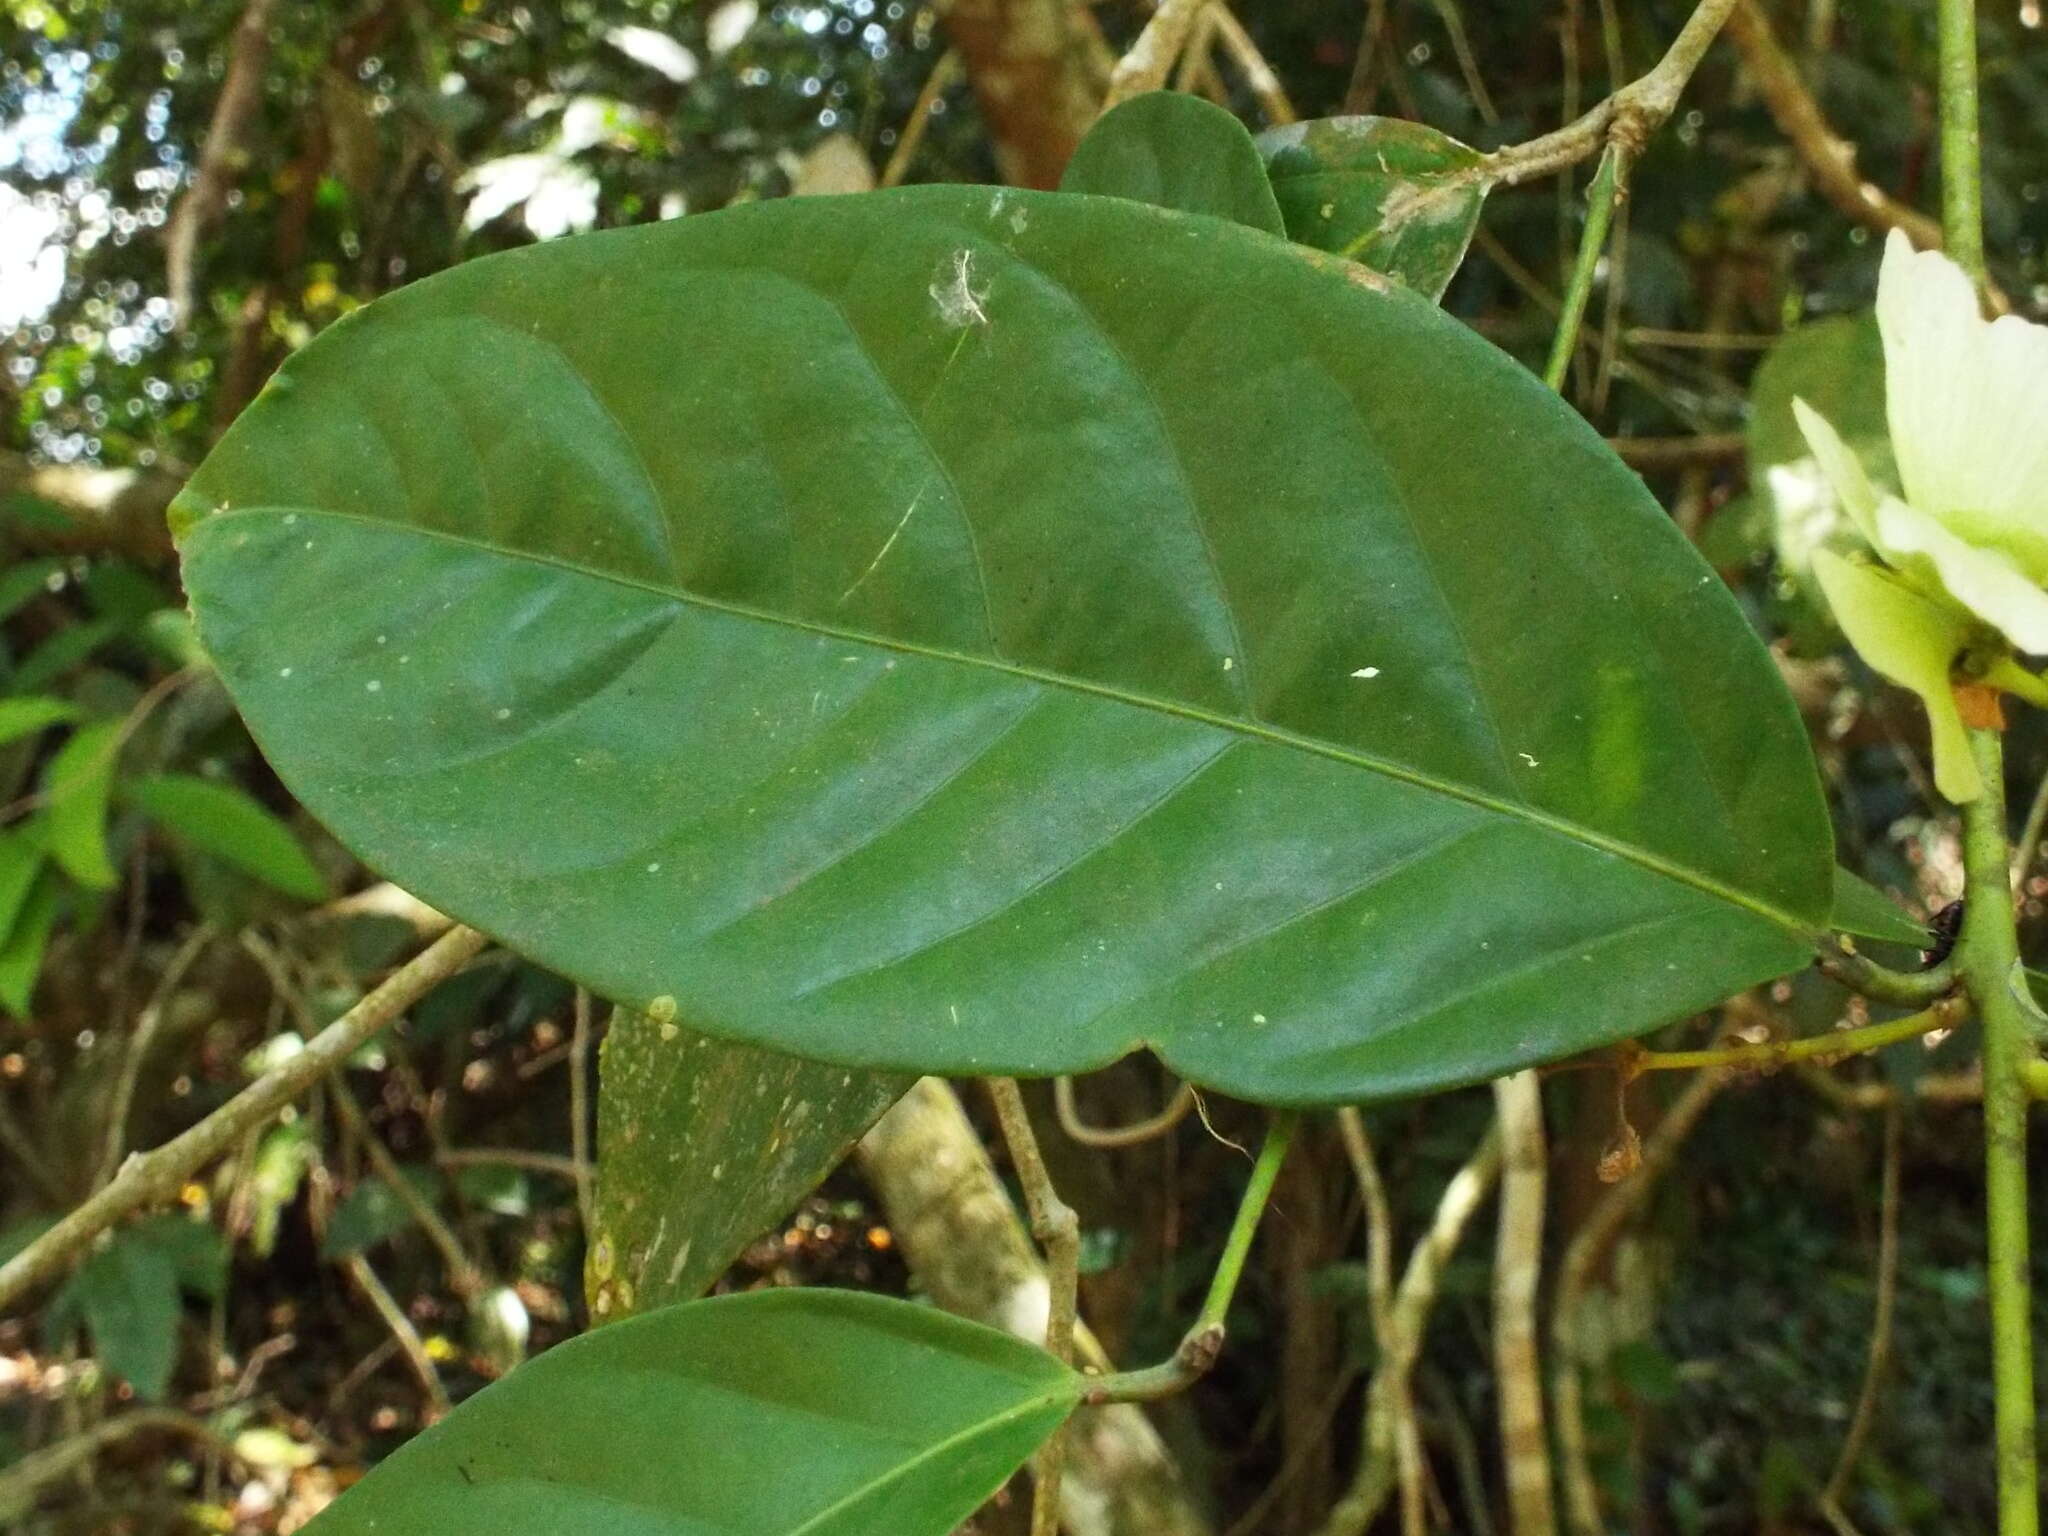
[590,1007,909,1317]
[1255,116,1487,300]
[1060,91,1285,236]
[174,186,1832,1104]
[300,1289,1079,1535]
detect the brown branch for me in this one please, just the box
[1107,0,1213,107]
[0,925,488,1313]
[1607,432,1746,469]
[937,0,1102,187]
[1722,0,1944,251]
[1210,7,1296,124]
[880,48,962,188]
[164,0,280,327]
[1053,1073,1197,1148]
[1475,0,1742,188]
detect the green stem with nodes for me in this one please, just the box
[1084,1109,1299,1404]
[1816,945,1955,1008]
[1957,728,2040,1534]
[1627,996,1966,1073]
[1935,0,2036,1520]
[1543,143,1629,391]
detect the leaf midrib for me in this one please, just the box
[190,503,1819,938]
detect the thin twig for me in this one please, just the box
[2013,763,2048,888]
[570,989,596,1231]
[1053,1074,1197,1148]
[1544,143,1630,391]
[1818,1103,1901,1531]
[163,0,279,327]
[0,924,488,1312]
[1473,0,1742,189]
[96,926,215,1190]
[1425,0,1497,123]
[1492,1072,1557,1536]
[331,1077,486,1305]
[1106,0,1214,108]
[1316,1123,1504,1536]
[1553,1064,1731,1536]
[879,48,960,188]
[1607,432,1746,468]
[1624,996,1966,1074]
[985,1077,1078,1536]
[435,1147,584,1180]
[1084,1110,1298,1404]
[1209,7,1296,124]
[0,1409,239,1522]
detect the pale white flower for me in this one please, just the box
[1798,230,2048,801]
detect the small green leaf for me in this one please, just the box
[11,616,123,694]
[1830,866,1929,948]
[0,873,60,1015]
[1256,116,1487,299]
[322,1165,448,1259]
[123,773,329,901]
[0,695,83,751]
[299,1289,1080,1536]
[43,719,121,889]
[1060,91,1285,236]
[0,829,45,945]
[591,1010,908,1315]
[246,1120,314,1258]
[49,1233,183,1402]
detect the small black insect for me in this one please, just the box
[1923,899,1965,969]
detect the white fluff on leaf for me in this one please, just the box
[1793,230,2048,801]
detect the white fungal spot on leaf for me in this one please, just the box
[930,249,989,328]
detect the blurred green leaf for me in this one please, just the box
[323,1165,447,1259]
[124,773,328,901]
[0,695,83,751]
[0,559,63,627]
[12,616,123,695]
[0,828,45,944]
[43,718,121,888]
[247,1120,314,1258]
[48,1232,182,1402]
[0,873,60,1015]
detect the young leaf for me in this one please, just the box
[42,718,121,889]
[1256,116,1487,299]
[0,557,63,626]
[590,1009,908,1316]
[1060,91,1285,236]
[1830,866,1929,948]
[123,772,329,901]
[298,1289,1080,1535]
[175,187,1833,1104]
[0,695,83,752]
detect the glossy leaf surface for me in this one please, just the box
[1060,91,1285,235]
[299,1289,1079,1535]
[1255,116,1486,299]
[176,186,1832,1103]
[589,1008,908,1316]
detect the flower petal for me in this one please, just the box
[1872,495,2048,652]
[1877,229,2048,569]
[1812,548,1981,801]
[1791,397,1881,545]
